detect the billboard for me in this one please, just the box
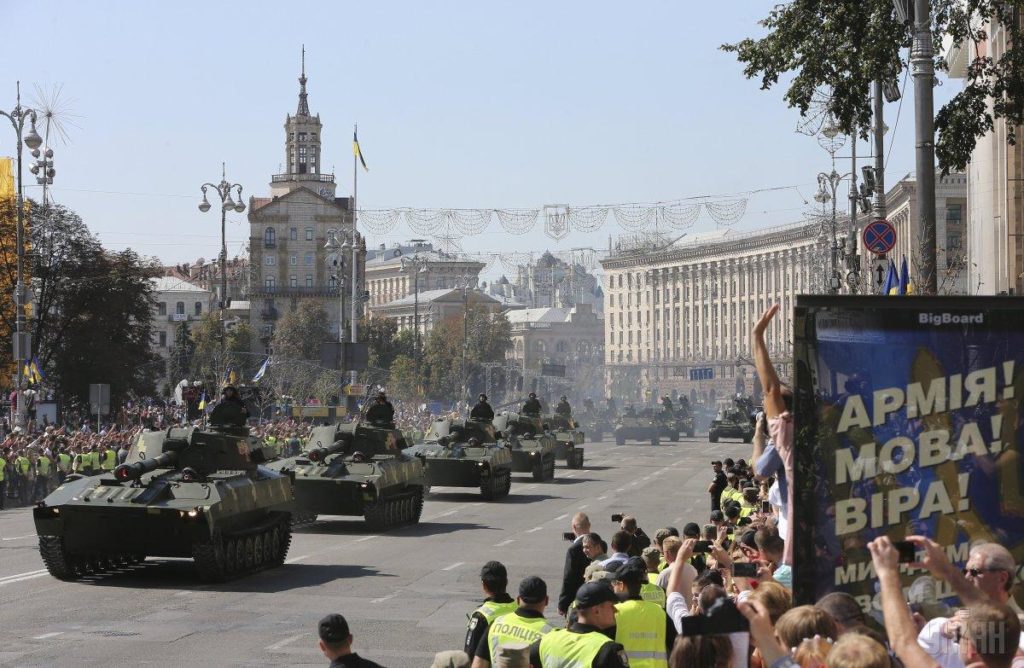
[792,296,1024,613]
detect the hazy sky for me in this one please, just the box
[3,1,955,270]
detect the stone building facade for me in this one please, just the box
[365,241,484,308]
[600,222,826,403]
[247,57,365,352]
[506,303,604,400]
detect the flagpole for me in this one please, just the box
[350,123,358,386]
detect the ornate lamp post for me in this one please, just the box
[325,230,350,373]
[198,163,245,370]
[2,83,46,428]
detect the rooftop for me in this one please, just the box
[505,307,574,324]
[151,276,210,294]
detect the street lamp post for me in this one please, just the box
[198,163,245,372]
[325,230,351,374]
[400,252,429,390]
[2,83,45,428]
[815,169,855,294]
[456,274,475,402]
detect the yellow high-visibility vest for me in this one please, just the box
[614,598,668,668]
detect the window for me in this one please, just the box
[158,331,167,347]
[264,227,276,247]
[305,228,314,241]
[289,227,297,240]
[310,133,317,141]
[176,301,185,315]
[157,302,166,316]
[290,255,297,266]
[265,255,276,266]
[194,302,202,316]
[264,278,276,289]
[290,275,297,287]
[306,274,313,288]
[304,253,314,266]
[298,132,307,142]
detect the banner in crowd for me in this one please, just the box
[792,296,1024,614]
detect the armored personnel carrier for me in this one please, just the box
[613,410,661,446]
[544,414,585,468]
[408,418,513,499]
[493,412,556,481]
[708,399,755,443]
[265,420,427,530]
[578,410,613,442]
[33,424,293,582]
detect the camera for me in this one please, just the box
[611,513,624,522]
[893,540,916,563]
[562,532,575,541]
[693,540,712,554]
[679,597,749,636]
[732,562,759,577]
[761,500,771,513]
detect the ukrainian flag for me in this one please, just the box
[881,259,899,295]
[30,356,45,383]
[353,128,368,172]
[198,392,207,410]
[898,254,913,295]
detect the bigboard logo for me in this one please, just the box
[918,312,985,326]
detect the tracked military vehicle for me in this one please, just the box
[493,412,556,481]
[708,400,755,443]
[578,410,613,442]
[613,411,661,446]
[33,423,293,582]
[408,418,513,499]
[266,421,427,530]
[544,414,585,468]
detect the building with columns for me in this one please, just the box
[247,54,365,353]
[365,241,484,308]
[600,222,826,403]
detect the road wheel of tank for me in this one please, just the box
[241,536,256,571]
[615,435,625,445]
[364,500,387,532]
[38,535,78,581]
[411,487,424,523]
[497,471,512,498]
[709,432,719,443]
[480,473,496,500]
[252,535,265,568]
[669,431,680,442]
[543,456,556,481]
[651,436,660,446]
[193,535,227,582]
[271,515,292,567]
[223,538,239,575]
[572,450,585,469]
[531,460,545,481]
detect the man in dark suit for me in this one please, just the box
[557,511,592,616]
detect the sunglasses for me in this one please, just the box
[962,567,1003,577]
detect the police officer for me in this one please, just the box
[101,443,117,473]
[366,393,395,425]
[554,396,572,418]
[530,581,628,668]
[56,447,71,484]
[639,548,666,608]
[13,451,30,503]
[464,561,517,659]
[472,576,553,668]
[521,393,542,417]
[470,394,495,422]
[317,613,384,667]
[35,450,52,501]
[611,558,674,668]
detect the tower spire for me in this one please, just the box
[297,45,310,117]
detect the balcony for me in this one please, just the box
[264,240,277,248]
[166,313,200,322]
[271,173,335,183]
[251,285,340,297]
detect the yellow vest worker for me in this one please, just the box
[464,561,517,659]
[101,448,117,471]
[475,576,553,666]
[0,455,6,482]
[37,455,51,476]
[57,453,71,473]
[530,581,627,668]
[610,557,675,668]
[14,455,30,475]
[639,582,666,609]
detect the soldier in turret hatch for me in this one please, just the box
[209,386,248,427]
[555,395,572,418]
[522,393,542,417]
[366,392,395,426]
[470,394,495,421]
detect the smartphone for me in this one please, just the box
[893,540,916,563]
[679,598,749,636]
[562,532,575,541]
[611,513,624,522]
[693,540,712,554]
[761,500,771,513]
[732,562,759,577]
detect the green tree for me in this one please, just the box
[722,0,1024,172]
[421,306,512,400]
[271,301,330,362]
[387,354,419,401]
[187,313,255,386]
[167,321,194,384]
[362,315,415,371]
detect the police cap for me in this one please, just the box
[612,556,647,584]
[574,581,618,609]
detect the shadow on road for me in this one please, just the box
[73,560,386,593]
[548,477,594,485]
[297,519,492,537]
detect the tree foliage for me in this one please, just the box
[270,301,330,362]
[420,306,512,400]
[722,0,1024,172]
[362,315,414,370]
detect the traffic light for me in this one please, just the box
[858,184,873,214]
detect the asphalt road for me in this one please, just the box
[0,435,750,667]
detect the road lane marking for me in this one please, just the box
[578,504,589,509]
[0,572,49,587]
[564,473,576,478]
[356,535,377,542]
[597,496,607,501]
[437,509,458,517]
[371,593,398,603]
[554,514,568,520]
[285,554,310,564]
[33,632,63,640]
[525,527,544,533]
[1,534,36,541]
[265,632,306,652]
[0,569,47,583]
[494,539,515,547]
[442,561,464,571]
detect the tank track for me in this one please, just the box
[38,535,146,581]
[565,449,585,469]
[192,511,292,582]
[364,485,424,531]
[480,469,512,500]
[532,455,556,481]
[290,510,319,526]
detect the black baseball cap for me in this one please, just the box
[711,460,722,466]
[481,560,507,580]
[574,581,619,609]
[710,510,725,523]
[682,522,701,538]
[723,458,735,467]
[318,614,350,643]
[518,576,548,604]
[612,557,648,584]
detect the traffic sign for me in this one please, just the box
[689,367,714,381]
[871,257,888,291]
[862,219,896,255]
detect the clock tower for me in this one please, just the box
[270,47,337,198]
